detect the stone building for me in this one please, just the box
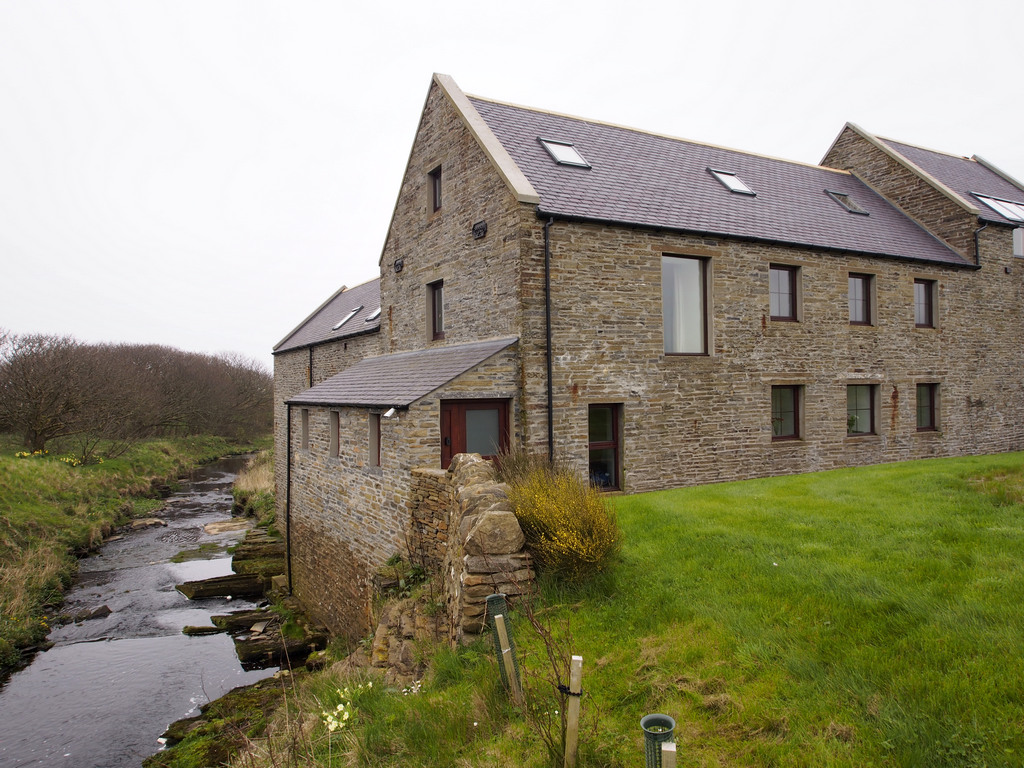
[274,74,1024,638]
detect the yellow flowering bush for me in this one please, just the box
[507,463,619,583]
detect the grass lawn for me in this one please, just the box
[554,451,1024,766]
[174,452,1024,768]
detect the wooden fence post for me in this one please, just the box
[494,614,523,705]
[661,741,677,768]
[563,655,583,768]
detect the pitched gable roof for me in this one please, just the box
[288,337,517,409]
[274,278,381,354]
[879,137,1024,226]
[464,94,968,266]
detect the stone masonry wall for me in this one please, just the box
[408,454,533,643]
[286,346,521,640]
[377,79,525,357]
[823,128,977,259]
[272,332,381,540]
[407,467,452,571]
[515,217,1024,492]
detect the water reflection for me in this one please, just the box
[0,457,276,768]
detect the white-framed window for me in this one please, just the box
[539,138,590,168]
[708,168,755,195]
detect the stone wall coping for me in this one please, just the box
[433,73,541,206]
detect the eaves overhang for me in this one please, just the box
[536,208,975,269]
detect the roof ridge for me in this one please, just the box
[466,92,847,174]
[878,135,975,163]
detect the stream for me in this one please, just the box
[0,456,277,768]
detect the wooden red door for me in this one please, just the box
[440,399,509,468]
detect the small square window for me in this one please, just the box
[769,265,798,321]
[847,385,876,436]
[539,138,590,168]
[916,384,938,431]
[914,279,936,328]
[771,386,801,440]
[428,166,442,212]
[848,273,873,325]
[708,168,755,195]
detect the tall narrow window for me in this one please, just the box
[1014,228,1023,258]
[329,410,340,458]
[849,273,873,325]
[769,265,798,321]
[428,166,442,212]
[916,384,938,431]
[588,404,621,490]
[429,280,444,340]
[300,408,310,451]
[914,279,935,328]
[368,413,381,466]
[662,255,708,354]
[771,386,800,440]
[847,385,876,436]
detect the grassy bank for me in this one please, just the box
[0,434,268,674]
[228,451,1024,767]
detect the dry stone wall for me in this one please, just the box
[421,453,533,642]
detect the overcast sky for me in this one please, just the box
[2,0,1022,371]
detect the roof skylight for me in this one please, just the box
[825,190,869,215]
[975,193,1024,222]
[365,307,382,322]
[708,168,755,195]
[539,138,591,168]
[332,306,363,330]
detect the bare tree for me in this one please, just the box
[0,332,86,451]
[0,332,273,457]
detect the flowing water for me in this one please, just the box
[0,456,277,768]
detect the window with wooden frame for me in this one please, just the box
[848,273,873,325]
[588,404,622,490]
[771,385,801,440]
[914,279,936,328]
[916,384,938,431]
[769,265,798,321]
[368,412,381,467]
[662,255,708,354]
[428,166,442,212]
[428,280,444,340]
[846,385,876,436]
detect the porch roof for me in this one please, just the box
[287,337,518,409]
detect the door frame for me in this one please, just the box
[440,399,510,468]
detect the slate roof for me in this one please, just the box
[288,337,518,408]
[880,138,1024,226]
[274,278,381,354]
[469,97,970,267]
